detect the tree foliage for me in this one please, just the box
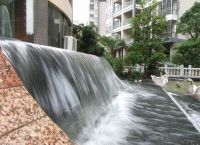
[173,2,200,67]
[172,40,200,67]
[99,36,127,57]
[176,2,200,41]
[127,0,167,76]
[73,24,104,56]
[104,54,124,76]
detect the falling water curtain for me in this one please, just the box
[0,0,13,37]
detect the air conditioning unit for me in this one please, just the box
[64,36,77,51]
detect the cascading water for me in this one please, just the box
[1,39,200,145]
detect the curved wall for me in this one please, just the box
[49,0,73,22]
[34,0,73,47]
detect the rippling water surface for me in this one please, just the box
[1,39,200,145]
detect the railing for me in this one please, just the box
[114,5,122,14]
[123,64,200,79]
[114,0,121,2]
[124,1,133,8]
[125,38,133,44]
[159,65,200,78]
[113,21,121,29]
[164,32,176,39]
[123,19,131,25]
[123,65,144,73]
[163,8,178,15]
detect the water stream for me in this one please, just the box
[1,39,200,145]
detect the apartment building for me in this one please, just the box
[107,0,199,58]
[89,0,107,35]
[0,0,73,48]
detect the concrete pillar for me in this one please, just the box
[34,0,48,45]
[180,64,184,77]
[188,65,192,76]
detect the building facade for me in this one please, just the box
[0,0,73,48]
[89,0,107,35]
[107,0,199,58]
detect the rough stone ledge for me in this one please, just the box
[0,86,74,145]
[0,49,74,144]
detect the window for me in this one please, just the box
[90,4,94,9]
[166,0,171,14]
[0,0,15,37]
[172,0,178,14]
[48,3,71,48]
[90,14,94,18]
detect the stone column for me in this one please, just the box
[34,0,48,45]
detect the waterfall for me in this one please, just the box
[1,39,200,145]
[0,39,124,142]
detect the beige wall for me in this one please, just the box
[177,0,197,40]
[49,0,73,22]
[98,0,107,36]
[178,0,196,18]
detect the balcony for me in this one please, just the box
[113,21,121,29]
[123,19,132,30]
[164,32,177,42]
[114,0,122,3]
[123,18,131,25]
[165,8,178,15]
[125,38,133,44]
[124,1,133,8]
[89,17,94,22]
[113,33,121,39]
[166,14,177,21]
[114,5,122,14]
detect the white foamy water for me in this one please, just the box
[76,90,136,145]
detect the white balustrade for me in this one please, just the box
[159,64,200,78]
[123,64,200,79]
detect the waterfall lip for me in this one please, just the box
[0,39,122,142]
[0,38,103,57]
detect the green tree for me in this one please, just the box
[172,40,200,67]
[99,36,127,76]
[173,2,200,67]
[100,36,127,57]
[127,0,166,76]
[73,24,104,56]
[176,2,200,41]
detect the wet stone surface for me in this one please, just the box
[0,51,74,145]
[0,87,74,145]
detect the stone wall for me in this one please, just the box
[0,49,22,89]
[0,49,74,144]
